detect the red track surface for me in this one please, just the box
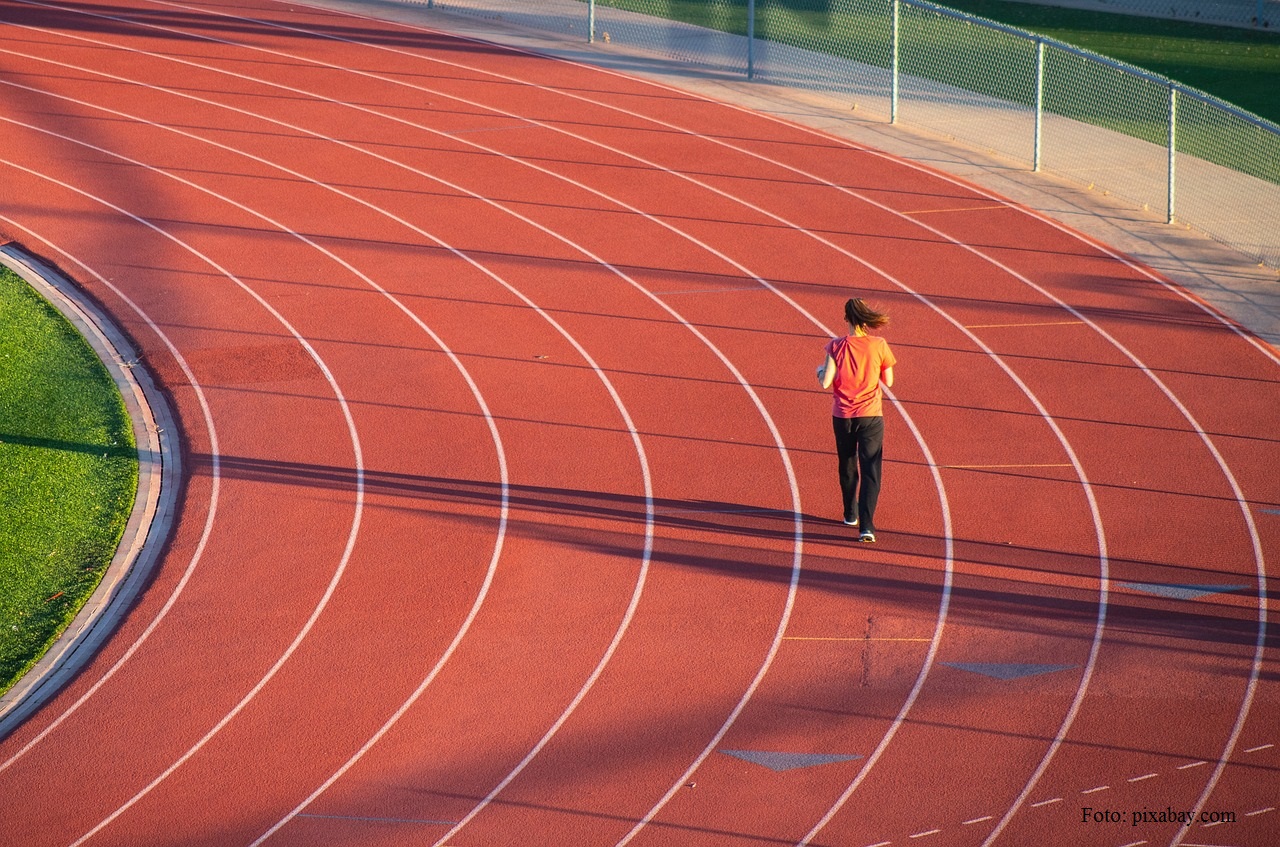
[0,1,1276,845]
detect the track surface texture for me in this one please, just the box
[1,1,1277,845]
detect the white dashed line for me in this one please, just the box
[1031,798,1063,807]
[962,816,993,825]
[1082,785,1110,794]
[1127,773,1158,782]
[1177,761,1209,770]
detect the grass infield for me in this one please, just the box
[0,264,138,698]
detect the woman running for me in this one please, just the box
[817,297,897,542]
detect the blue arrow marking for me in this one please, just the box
[1117,582,1249,601]
[720,750,863,772]
[942,662,1076,680]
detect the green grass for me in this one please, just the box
[0,265,138,697]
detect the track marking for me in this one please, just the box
[0,220,221,777]
[962,816,993,825]
[0,26,791,847]
[1082,785,1110,794]
[1245,806,1275,816]
[902,204,1003,215]
[964,321,1086,329]
[1244,743,1274,753]
[384,32,1272,846]
[942,463,1072,469]
[0,154,370,846]
[783,637,932,642]
[1128,773,1158,782]
[1030,797,1063,807]
[40,14,946,846]
[1179,761,1210,770]
[295,814,458,825]
[17,3,1259,844]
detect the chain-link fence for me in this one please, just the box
[408,0,1280,268]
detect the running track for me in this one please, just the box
[0,1,1277,845]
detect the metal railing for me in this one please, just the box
[413,0,1280,269]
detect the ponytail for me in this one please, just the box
[844,297,889,330]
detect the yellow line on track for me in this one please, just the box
[942,463,1073,469]
[965,320,1085,328]
[783,637,933,642]
[902,205,1003,215]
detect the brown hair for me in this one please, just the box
[844,297,889,330]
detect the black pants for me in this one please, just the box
[832,415,885,531]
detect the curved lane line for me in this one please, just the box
[0,85,524,842]
[0,20,661,841]
[24,0,1059,834]
[126,2,1276,841]
[0,155,367,846]
[0,15,806,841]
[342,28,1266,843]
[0,217,221,776]
[7,3,1162,844]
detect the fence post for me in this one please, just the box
[1168,83,1177,224]
[891,0,900,124]
[748,0,756,79]
[588,0,595,43]
[1033,38,1044,172]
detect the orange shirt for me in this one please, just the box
[825,334,896,418]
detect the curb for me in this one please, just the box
[0,244,180,739]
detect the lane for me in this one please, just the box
[2,4,808,844]
[2,3,1090,844]
[2,1,1269,847]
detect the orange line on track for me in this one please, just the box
[902,204,1002,215]
[964,320,1085,328]
[942,463,1073,469]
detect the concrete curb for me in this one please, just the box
[0,244,180,740]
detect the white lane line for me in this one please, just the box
[1178,761,1210,770]
[0,50,648,847]
[1030,798,1063,807]
[140,16,1103,842]
[75,6,1103,842]
[0,17,806,847]
[9,7,1104,845]
[1082,785,1110,794]
[0,49,645,847]
[1128,773,1159,782]
[1244,743,1273,753]
[0,155,369,847]
[268,12,1272,839]
[397,30,1271,846]
[962,816,994,825]
[0,218,220,777]
[1,13,788,845]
